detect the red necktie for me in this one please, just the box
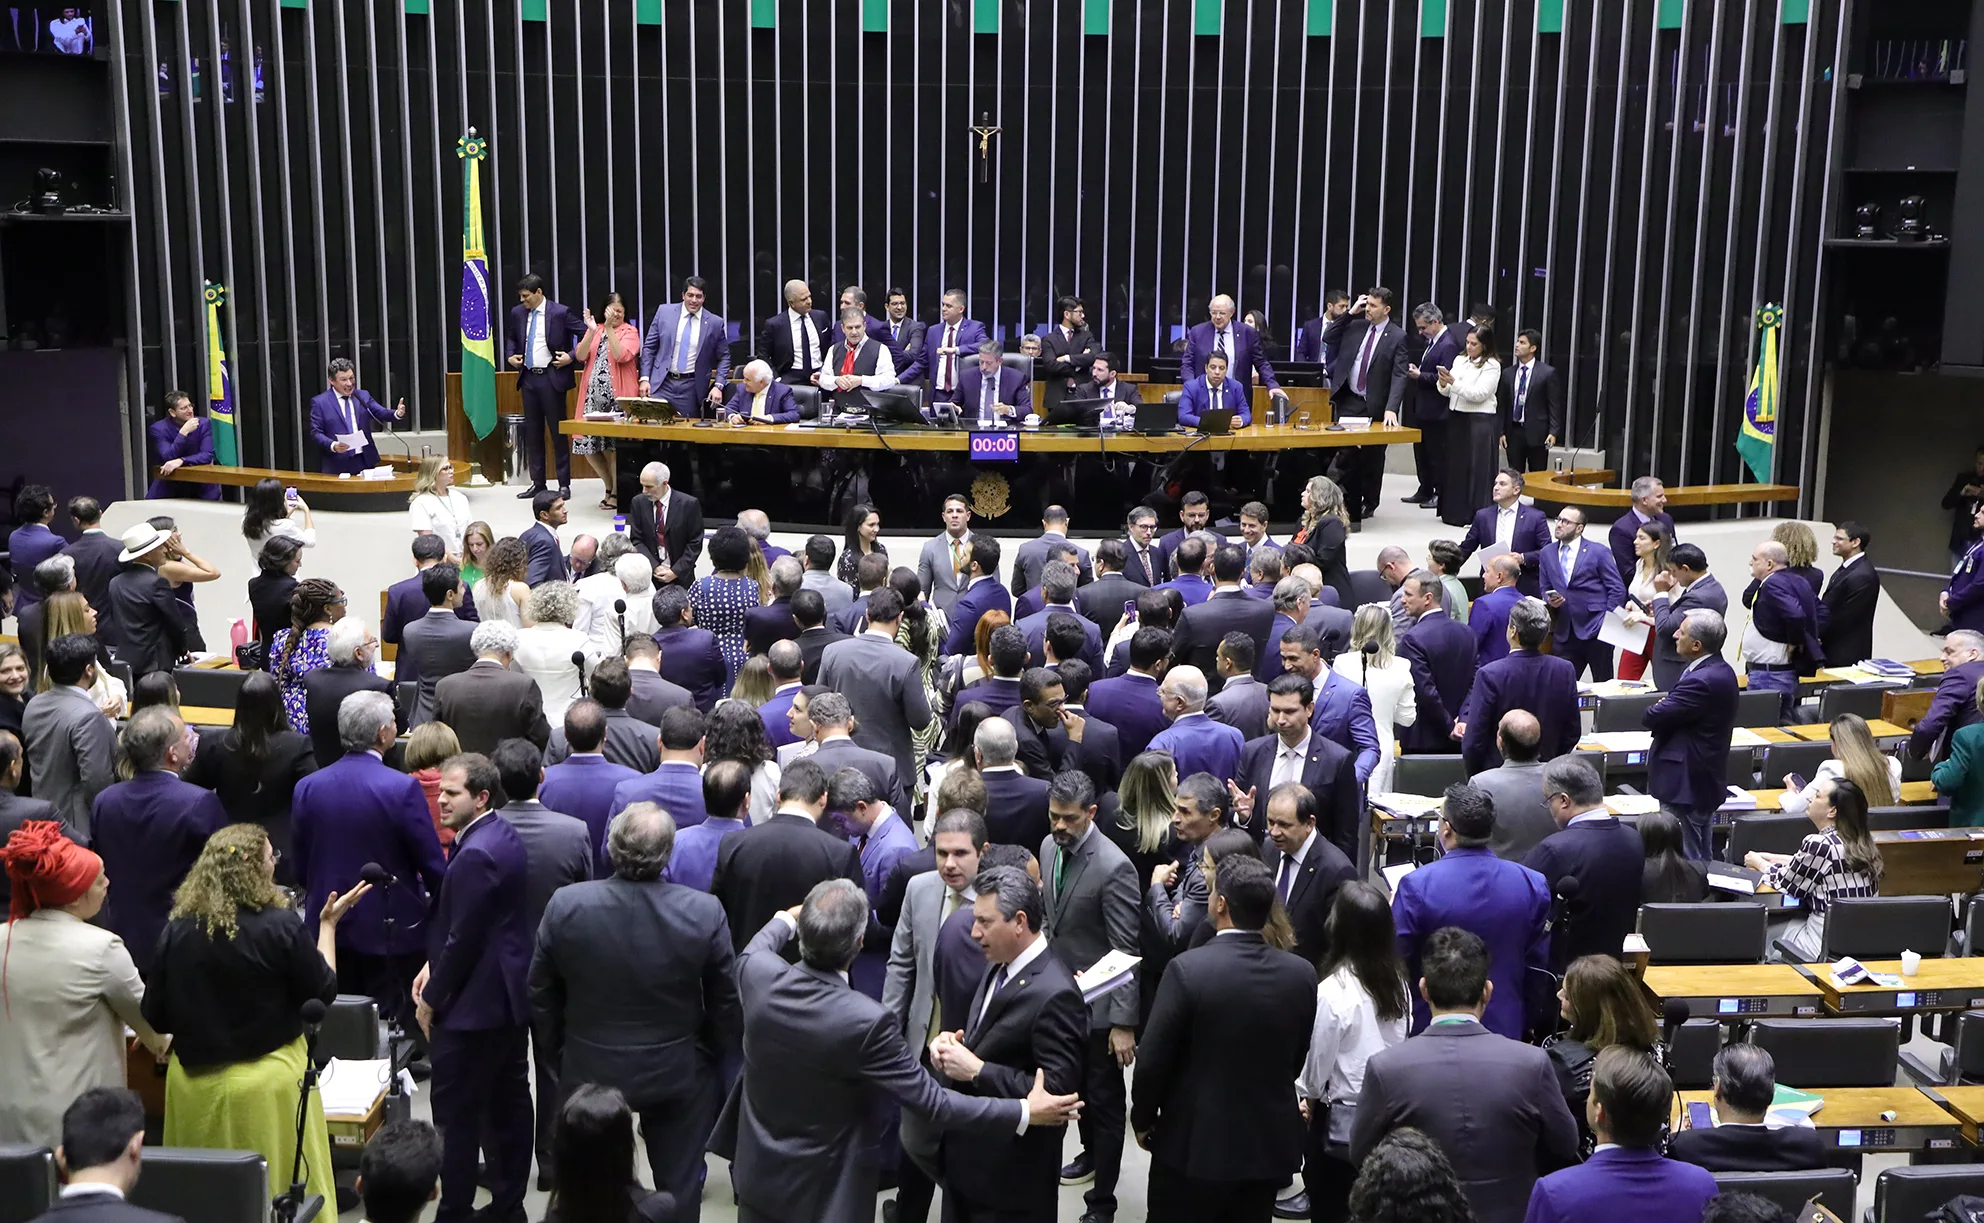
[841,346,858,377]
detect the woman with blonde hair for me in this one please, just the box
[1772,521,1825,596]
[1104,750,1178,882]
[1778,712,1901,814]
[1291,475,1354,606]
[407,455,471,561]
[143,824,369,1210]
[729,653,776,708]
[458,521,495,590]
[472,537,532,630]
[1330,605,1417,793]
[404,721,462,850]
[36,592,126,714]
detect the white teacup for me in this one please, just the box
[1901,950,1922,977]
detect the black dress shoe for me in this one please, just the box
[516,485,544,499]
[557,487,572,502]
[1059,1151,1096,1185]
[1078,1213,1115,1223]
[1272,1191,1312,1219]
[536,1173,553,1192]
[1399,491,1431,504]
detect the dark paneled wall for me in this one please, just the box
[115,0,1843,511]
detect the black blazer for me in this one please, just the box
[1498,360,1565,446]
[30,1195,184,1223]
[0,790,57,907]
[105,562,188,677]
[1000,705,1122,793]
[711,811,863,952]
[981,768,1052,850]
[1076,572,1144,632]
[1820,559,1879,668]
[247,572,298,655]
[1131,931,1316,1185]
[1120,538,1169,588]
[1666,1122,1830,1173]
[1234,733,1364,864]
[64,530,126,619]
[743,596,800,657]
[1170,590,1276,693]
[628,490,706,587]
[1038,324,1099,411]
[183,729,318,865]
[1261,834,1357,970]
[794,625,851,686]
[143,905,338,1067]
[301,664,396,767]
[757,307,832,377]
[1524,817,1646,972]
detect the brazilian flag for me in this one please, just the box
[458,131,497,440]
[1736,304,1780,484]
[203,283,239,465]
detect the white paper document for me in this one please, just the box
[1597,607,1651,653]
[334,431,368,453]
[1076,950,1142,1004]
[1605,794,1662,816]
[318,1058,392,1118]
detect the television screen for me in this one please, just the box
[5,5,95,56]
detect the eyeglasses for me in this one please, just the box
[1552,517,1583,526]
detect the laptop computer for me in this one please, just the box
[1132,400,1179,434]
[1048,396,1107,427]
[1196,406,1238,435]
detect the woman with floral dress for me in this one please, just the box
[267,579,344,733]
[692,527,763,685]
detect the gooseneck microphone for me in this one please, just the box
[572,650,589,697]
[358,862,395,887]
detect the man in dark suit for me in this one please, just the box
[308,357,406,476]
[505,275,584,495]
[1536,505,1627,681]
[531,802,741,1222]
[399,565,478,724]
[941,537,1014,657]
[1608,477,1678,586]
[745,558,803,658]
[1087,627,1173,759]
[1169,544,1275,691]
[971,718,1051,849]
[1396,571,1479,753]
[759,278,831,386]
[1821,520,1880,668]
[926,865,1088,1222]
[1644,610,1739,862]
[417,752,534,1223]
[1070,352,1145,425]
[1293,289,1351,364]
[544,661,659,773]
[1121,507,1169,589]
[802,692,908,813]
[1350,927,1580,1223]
[639,276,731,419]
[1179,293,1288,409]
[788,590,850,689]
[103,524,187,679]
[537,700,643,872]
[1322,287,1410,524]
[1017,570,1103,675]
[626,461,706,588]
[1453,469,1553,598]
[61,498,126,618]
[1647,544,1728,690]
[1742,540,1825,716]
[89,708,227,973]
[1460,598,1581,771]
[1132,855,1316,1223]
[382,537,478,656]
[1042,660,1125,793]
[709,878,1080,1223]
[817,588,935,793]
[1401,304,1465,506]
[1666,1045,1828,1174]
[1524,756,1644,972]
[1525,1049,1716,1223]
[623,634,694,724]
[1910,631,1984,762]
[711,759,864,951]
[302,631,396,768]
[1273,628,1384,787]
[608,706,710,829]
[519,490,569,587]
[1232,679,1365,865]
[1012,506,1095,593]
[145,391,222,500]
[1077,541,1144,632]
[955,342,1032,427]
[36,1087,185,1223]
[293,689,447,1035]
[1207,636,1270,741]
[1258,783,1357,966]
[1499,329,1563,476]
[1035,295,1099,419]
[881,288,927,382]
[652,585,729,711]
[432,623,552,756]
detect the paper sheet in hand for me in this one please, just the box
[334,432,368,453]
[1076,950,1142,1004]
[317,1058,392,1118]
[1380,862,1416,894]
[1597,607,1651,653]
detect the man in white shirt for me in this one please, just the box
[817,309,898,414]
[926,290,989,405]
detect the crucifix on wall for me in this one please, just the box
[969,111,1000,184]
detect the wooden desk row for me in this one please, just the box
[1643,960,1984,1021]
[1672,1086,1966,1155]
[558,417,1418,454]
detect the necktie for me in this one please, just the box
[942,325,957,389]
[1137,546,1151,581]
[1559,542,1571,574]
[800,315,816,373]
[986,964,1009,1010]
[676,311,697,373]
[1215,329,1229,362]
[951,536,967,574]
[1515,365,1530,423]
[981,376,995,421]
[341,394,355,432]
[1276,856,1293,902]
[526,310,539,368]
[1054,846,1068,894]
[841,345,858,377]
[1354,325,1380,396]
[656,498,667,551]
[1275,746,1301,790]
[928,890,962,1041]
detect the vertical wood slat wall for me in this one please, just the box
[117,0,1841,511]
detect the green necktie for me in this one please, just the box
[1055,845,1068,893]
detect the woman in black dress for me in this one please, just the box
[1638,810,1709,904]
[541,1084,675,1223]
[248,535,304,659]
[836,503,887,592]
[184,671,317,881]
[1291,476,1354,608]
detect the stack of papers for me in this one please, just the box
[1380,862,1417,893]
[1370,793,1444,817]
[318,1058,392,1119]
[1598,607,1653,653]
[1828,956,1903,989]
[1863,659,1918,679]
[1825,665,1907,687]
[1580,679,1656,698]
[1606,794,1662,816]
[1076,951,1142,1004]
[1729,727,1773,749]
[1583,731,1653,752]
[1718,786,1759,812]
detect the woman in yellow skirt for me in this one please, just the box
[142,824,371,1208]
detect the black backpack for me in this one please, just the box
[1927,1197,1984,1223]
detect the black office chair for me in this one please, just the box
[0,1146,54,1223]
[1347,569,1392,608]
[1737,689,1789,728]
[1569,750,1609,791]
[1392,755,1469,798]
[173,666,251,710]
[1708,1169,1858,1220]
[791,385,823,420]
[1162,390,1183,409]
[314,994,382,1068]
[1899,1009,1984,1086]
[1867,804,1950,832]
[126,1149,304,1223]
[1001,351,1033,376]
[1638,903,1770,965]
[1818,684,1892,723]
[1726,750,1758,788]
[1668,1019,1723,1090]
[393,681,418,730]
[1758,742,1833,789]
[1724,814,1814,865]
[1812,896,1952,961]
[1591,694,1662,733]
[1871,1165,1984,1222]
[1749,1017,1901,1087]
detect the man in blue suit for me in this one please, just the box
[609,707,710,835]
[1292,289,1351,364]
[831,766,918,998]
[940,537,1013,657]
[1453,469,1553,597]
[1608,477,1677,585]
[720,359,801,425]
[539,699,644,874]
[923,290,992,405]
[1536,504,1626,680]
[506,273,585,497]
[954,343,1031,427]
[1017,562,1103,672]
[1909,630,1984,762]
[308,357,405,475]
[417,752,535,1223]
[1274,628,1382,787]
[670,760,752,894]
[1391,782,1551,1037]
[1644,609,1740,861]
[1397,572,1479,753]
[519,489,569,587]
[1401,304,1466,506]
[293,689,448,1033]
[1177,351,1253,429]
[1471,557,1523,665]
[1178,294,1289,411]
[1461,598,1581,771]
[382,536,479,658]
[1742,540,1824,717]
[757,641,805,748]
[1524,1049,1716,1223]
[640,275,731,420]
[146,391,221,499]
[654,587,730,712]
[89,708,227,974]
[1158,536,1216,608]
[1086,628,1173,758]
[1149,665,1246,785]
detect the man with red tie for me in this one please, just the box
[817,308,898,415]
[926,289,991,406]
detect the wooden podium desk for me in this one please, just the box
[1798,959,1984,1015]
[1671,1087,1963,1155]
[1639,965,1825,1019]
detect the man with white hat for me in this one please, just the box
[105,522,189,677]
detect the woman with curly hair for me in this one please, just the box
[472,537,531,629]
[1346,1127,1475,1223]
[693,526,762,684]
[268,578,347,733]
[1291,475,1354,607]
[514,581,595,724]
[1771,521,1825,597]
[706,698,781,822]
[142,824,369,1211]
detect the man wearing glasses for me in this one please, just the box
[1534,505,1625,681]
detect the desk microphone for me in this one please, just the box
[358,862,396,887]
[614,598,627,649]
[300,998,328,1032]
[1659,997,1689,1055]
[572,650,589,697]
[1547,875,1580,933]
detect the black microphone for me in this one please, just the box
[1361,639,1377,684]
[1659,997,1689,1053]
[359,862,395,887]
[1547,875,1580,932]
[300,998,327,1030]
[572,650,589,697]
[614,598,627,648]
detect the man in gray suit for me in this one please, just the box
[531,801,740,1223]
[1473,711,1558,863]
[21,633,116,843]
[1350,926,1580,1223]
[622,634,694,725]
[543,659,660,773]
[1207,634,1271,741]
[816,586,932,798]
[917,494,976,613]
[433,623,553,756]
[1648,544,1728,691]
[1038,771,1141,1222]
[1013,504,1096,593]
[708,877,1083,1223]
[491,738,592,1185]
[399,565,478,725]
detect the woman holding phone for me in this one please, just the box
[241,477,315,565]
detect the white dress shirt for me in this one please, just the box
[789,309,822,373]
[831,342,899,391]
[1298,964,1409,1105]
[935,322,963,390]
[525,303,553,368]
[1493,502,1519,553]
[1269,730,1312,792]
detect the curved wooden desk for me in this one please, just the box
[1525,467,1799,508]
[162,456,469,511]
[559,418,1417,453]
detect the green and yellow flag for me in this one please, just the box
[458,131,497,439]
[1736,304,1780,484]
[203,282,238,465]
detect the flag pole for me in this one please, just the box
[458,129,500,487]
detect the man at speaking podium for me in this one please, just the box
[308,357,404,475]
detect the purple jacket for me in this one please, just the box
[1087,672,1169,758]
[1398,610,1479,752]
[1393,846,1551,1038]
[90,772,228,972]
[1177,376,1252,429]
[640,303,732,410]
[955,364,1032,421]
[1912,658,1984,759]
[1178,320,1281,400]
[308,388,396,474]
[1148,712,1246,785]
[147,416,221,499]
[1310,668,1383,786]
[539,754,643,874]
[426,810,532,1031]
[1472,586,1522,664]
[1643,656,1740,811]
[7,524,66,613]
[654,624,729,712]
[1456,503,1553,597]
[923,318,991,396]
[1744,569,1824,668]
[722,380,801,424]
[611,761,711,831]
[1949,538,1984,634]
[1462,650,1581,771]
[760,685,802,748]
[941,577,1014,657]
[1537,537,1626,646]
[292,752,448,957]
[1524,1147,1716,1223]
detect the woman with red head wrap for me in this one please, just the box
[0,821,168,1146]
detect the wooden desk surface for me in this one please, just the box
[1870,828,1984,897]
[164,457,467,495]
[1785,719,1911,741]
[1753,727,1800,744]
[1814,660,1947,683]
[1672,1087,1957,1133]
[1641,965,1823,1018]
[1804,959,1984,1013]
[125,704,234,727]
[1743,781,1940,808]
[1527,467,1801,508]
[559,418,1420,454]
[1928,1085,1984,1143]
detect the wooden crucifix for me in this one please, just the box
[969,111,1000,183]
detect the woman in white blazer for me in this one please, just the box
[1436,323,1504,528]
[1330,606,1418,794]
[511,582,599,725]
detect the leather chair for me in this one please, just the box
[1709,1169,1857,1219]
[1668,1018,1723,1090]
[1757,742,1833,789]
[1638,903,1770,965]
[1593,693,1661,733]
[1750,1017,1902,1087]
[1346,569,1392,608]
[1736,689,1788,727]
[1724,814,1814,865]
[790,385,823,420]
[1391,754,1469,799]
[1867,804,1949,832]
[1899,1009,1984,1086]
[173,666,251,710]
[1871,1164,1984,1221]
[127,1148,310,1223]
[0,1146,54,1223]
[1818,683,1891,723]
[1806,895,1951,962]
